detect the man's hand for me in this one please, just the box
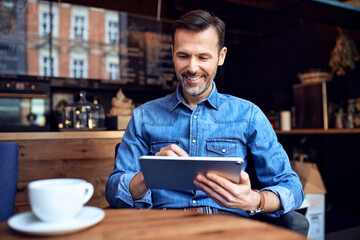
[155,144,189,157]
[130,144,189,200]
[193,171,281,212]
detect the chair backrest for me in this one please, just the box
[0,142,19,221]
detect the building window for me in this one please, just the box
[0,0,17,33]
[108,62,119,80]
[106,56,120,80]
[74,16,85,39]
[39,3,59,37]
[39,51,58,77]
[42,56,52,76]
[108,21,118,44]
[72,59,84,78]
[70,53,88,78]
[105,11,119,44]
[70,7,88,41]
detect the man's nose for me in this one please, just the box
[187,57,199,73]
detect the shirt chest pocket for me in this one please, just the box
[206,139,245,157]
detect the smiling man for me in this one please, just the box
[106,10,308,236]
[172,24,226,109]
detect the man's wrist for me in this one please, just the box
[248,189,265,215]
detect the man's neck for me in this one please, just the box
[182,87,213,110]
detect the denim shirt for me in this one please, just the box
[106,83,304,217]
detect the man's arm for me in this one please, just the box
[129,144,189,200]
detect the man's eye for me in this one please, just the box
[199,56,209,60]
[178,55,188,59]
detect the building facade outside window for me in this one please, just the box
[39,50,58,77]
[70,6,88,41]
[70,52,88,78]
[105,11,119,44]
[106,55,120,80]
[39,2,59,37]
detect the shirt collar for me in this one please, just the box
[170,82,220,111]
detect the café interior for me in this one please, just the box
[0,0,360,239]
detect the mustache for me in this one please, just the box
[181,71,207,78]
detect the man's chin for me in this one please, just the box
[183,86,205,96]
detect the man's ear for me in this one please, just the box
[171,45,174,56]
[218,47,227,66]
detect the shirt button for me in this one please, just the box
[194,115,197,119]
[192,200,196,204]
[192,139,196,143]
[222,149,226,153]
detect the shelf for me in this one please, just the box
[276,128,360,135]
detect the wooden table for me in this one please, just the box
[1,209,306,240]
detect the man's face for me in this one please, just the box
[172,26,227,101]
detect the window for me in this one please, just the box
[108,21,118,43]
[39,50,58,77]
[106,56,120,80]
[74,16,85,39]
[39,3,59,37]
[0,0,17,33]
[105,11,119,44]
[70,7,88,41]
[70,53,88,78]
[108,62,119,80]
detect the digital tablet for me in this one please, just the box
[139,156,244,190]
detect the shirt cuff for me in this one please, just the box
[116,172,153,208]
[259,186,298,217]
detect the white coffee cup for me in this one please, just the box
[28,178,94,222]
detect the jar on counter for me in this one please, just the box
[61,91,103,130]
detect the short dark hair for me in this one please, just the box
[172,9,226,50]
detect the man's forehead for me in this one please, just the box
[173,26,220,49]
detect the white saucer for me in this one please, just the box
[8,206,105,236]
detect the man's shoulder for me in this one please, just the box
[134,92,175,112]
[218,93,258,109]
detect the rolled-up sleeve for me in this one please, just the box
[247,106,304,217]
[105,108,153,208]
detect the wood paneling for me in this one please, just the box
[0,131,124,213]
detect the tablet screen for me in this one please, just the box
[139,156,244,190]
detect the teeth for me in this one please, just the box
[187,76,201,81]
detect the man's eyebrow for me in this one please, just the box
[198,53,213,57]
[175,51,189,55]
[175,51,213,57]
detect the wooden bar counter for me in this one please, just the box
[0,131,124,213]
[1,209,306,240]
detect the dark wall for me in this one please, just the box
[57,0,360,113]
[223,20,360,114]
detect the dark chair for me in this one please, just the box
[0,142,19,222]
[250,209,309,236]
[246,154,309,236]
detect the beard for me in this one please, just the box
[177,68,217,97]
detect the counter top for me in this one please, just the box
[0,131,125,141]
